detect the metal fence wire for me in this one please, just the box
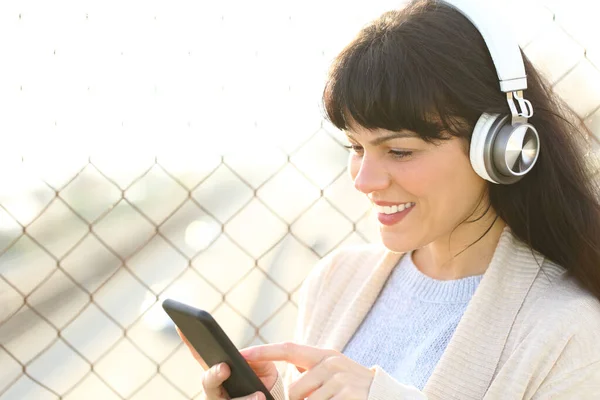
[1,0,600,399]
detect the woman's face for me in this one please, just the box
[346,125,489,253]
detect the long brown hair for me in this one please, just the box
[322,0,600,300]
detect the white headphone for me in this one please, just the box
[441,0,540,185]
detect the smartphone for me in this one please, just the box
[162,299,275,400]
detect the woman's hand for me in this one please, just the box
[241,342,375,400]
[177,328,279,400]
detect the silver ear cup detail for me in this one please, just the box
[493,122,540,178]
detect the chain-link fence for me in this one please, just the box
[1,0,599,399]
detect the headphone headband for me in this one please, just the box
[441,0,527,92]
[437,0,541,185]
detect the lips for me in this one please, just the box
[376,203,415,226]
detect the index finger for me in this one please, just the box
[240,342,335,370]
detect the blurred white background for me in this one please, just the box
[0,0,599,399]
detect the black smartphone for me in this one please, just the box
[162,299,275,400]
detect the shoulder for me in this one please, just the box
[548,274,600,335]
[497,261,600,390]
[529,261,600,327]
[519,262,600,360]
[529,274,600,393]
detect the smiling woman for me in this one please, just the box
[182,0,600,399]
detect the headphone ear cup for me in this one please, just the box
[470,113,540,185]
[470,113,501,184]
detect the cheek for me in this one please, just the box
[420,153,485,213]
[399,150,483,209]
[393,166,433,206]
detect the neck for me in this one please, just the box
[412,214,506,280]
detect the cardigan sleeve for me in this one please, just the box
[268,372,287,400]
[368,366,428,400]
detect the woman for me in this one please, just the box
[183,0,600,398]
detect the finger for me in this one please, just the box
[288,367,325,400]
[288,357,347,400]
[241,343,335,370]
[233,391,266,400]
[202,362,231,398]
[176,327,209,370]
[306,382,340,400]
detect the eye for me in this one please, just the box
[390,150,413,159]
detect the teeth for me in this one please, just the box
[375,202,414,214]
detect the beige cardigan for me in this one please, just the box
[268,227,600,399]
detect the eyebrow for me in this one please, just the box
[345,131,419,146]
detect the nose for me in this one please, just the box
[351,155,391,195]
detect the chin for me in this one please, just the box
[379,231,417,254]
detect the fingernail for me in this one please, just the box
[240,349,250,359]
[216,363,222,375]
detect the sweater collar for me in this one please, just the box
[395,250,484,303]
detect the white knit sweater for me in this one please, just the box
[343,250,483,390]
[268,226,600,399]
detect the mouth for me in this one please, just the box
[374,202,415,214]
[375,202,415,226]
